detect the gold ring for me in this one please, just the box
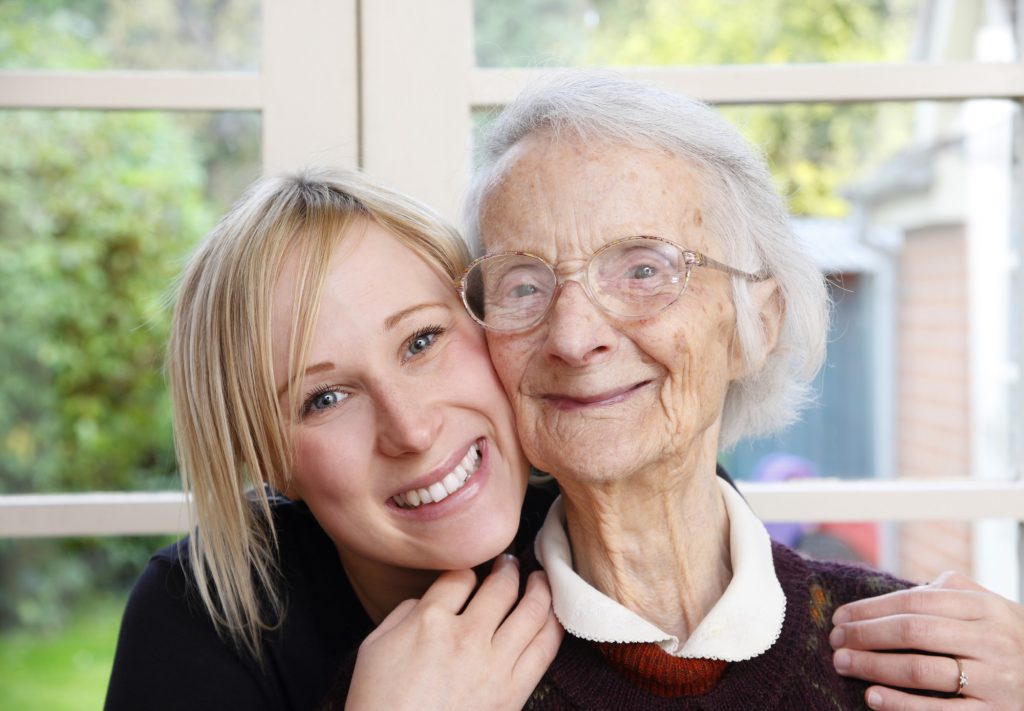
[955,657,968,696]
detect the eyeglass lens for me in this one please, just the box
[463,238,689,331]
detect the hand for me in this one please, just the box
[830,571,1024,710]
[345,555,563,711]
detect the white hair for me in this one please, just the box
[465,70,829,448]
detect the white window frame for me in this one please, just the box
[1,0,1021,601]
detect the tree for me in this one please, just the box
[473,0,917,216]
[0,1,249,627]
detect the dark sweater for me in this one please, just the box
[104,494,370,711]
[521,542,917,710]
[105,484,556,710]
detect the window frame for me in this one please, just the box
[0,0,1020,601]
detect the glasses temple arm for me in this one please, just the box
[694,252,771,282]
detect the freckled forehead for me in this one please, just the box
[479,133,709,258]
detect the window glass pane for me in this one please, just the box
[723,99,1019,483]
[0,0,260,71]
[475,0,1015,67]
[0,110,261,495]
[756,514,1018,597]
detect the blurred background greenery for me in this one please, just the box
[1,0,912,707]
[1,1,259,706]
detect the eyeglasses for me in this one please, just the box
[458,235,768,333]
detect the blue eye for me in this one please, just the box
[302,387,348,417]
[630,264,657,279]
[405,325,445,359]
[409,332,435,354]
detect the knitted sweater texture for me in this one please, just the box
[523,542,917,710]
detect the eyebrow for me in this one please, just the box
[275,302,450,399]
[276,361,334,399]
[383,302,448,331]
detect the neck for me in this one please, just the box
[559,445,732,641]
[335,548,441,624]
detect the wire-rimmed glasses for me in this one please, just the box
[458,235,768,333]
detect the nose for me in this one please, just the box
[541,280,618,367]
[374,382,442,457]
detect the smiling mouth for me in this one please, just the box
[392,443,482,509]
[543,381,652,407]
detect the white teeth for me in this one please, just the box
[441,472,461,494]
[428,482,448,502]
[392,444,482,509]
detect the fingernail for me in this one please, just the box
[494,553,518,571]
[829,626,845,648]
[867,690,883,709]
[833,648,851,672]
[832,608,849,624]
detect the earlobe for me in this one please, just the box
[729,277,784,379]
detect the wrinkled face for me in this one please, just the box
[478,135,746,485]
[271,220,529,573]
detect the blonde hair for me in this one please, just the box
[167,167,469,661]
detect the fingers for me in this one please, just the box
[507,574,563,700]
[833,587,986,626]
[860,684,987,711]
[461,554,522,628]
[511,604,564,687]
[928,570,987,593]
[830,613,982,654]
[418,567,479,613]
[492,570,554,653]
[833,648,962,693]
[365,597,419,642]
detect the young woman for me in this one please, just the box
[105,168,562,710]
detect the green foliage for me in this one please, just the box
[473,0,916,215]
[585,0,909,65]
[0,2,258,631]
[475,0,596,67]
[585,0,916,216]
[0,593,124,711]
[0,109,210,494]
[0,0,219,501]
[0,0,259,71]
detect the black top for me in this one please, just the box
[104,484,558,711]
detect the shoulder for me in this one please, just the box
[105,538,264,710]
[106,495,362,710]
[771,541,914,613]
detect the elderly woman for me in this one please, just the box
[457,70,1024,709]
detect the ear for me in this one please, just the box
[729,277,784,379]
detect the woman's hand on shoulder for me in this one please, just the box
[345,555,563,711]
[829,570,1024,710]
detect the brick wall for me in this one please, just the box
[896,224,973,583]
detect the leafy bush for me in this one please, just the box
[0,3,219,628]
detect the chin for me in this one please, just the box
[441,520,521,569]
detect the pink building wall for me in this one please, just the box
[896,224,973,582]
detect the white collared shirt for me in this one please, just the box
[535,477,786,661]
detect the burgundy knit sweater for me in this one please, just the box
[522,542,920,710]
